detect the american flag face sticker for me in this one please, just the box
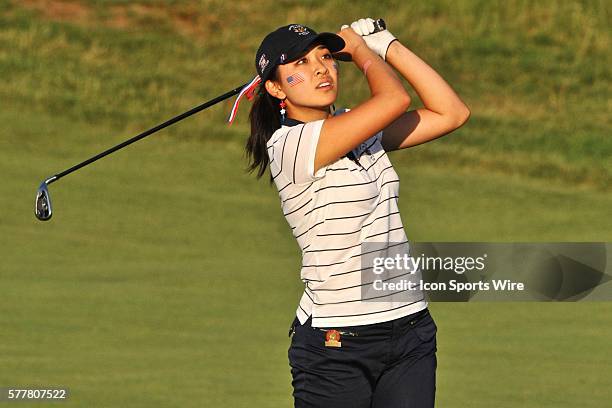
[286,73,305,87]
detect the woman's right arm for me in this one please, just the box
[314,28,411,172]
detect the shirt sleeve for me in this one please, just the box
[271,120,326,185]
[372,131,384,151]
[352,130,384,156]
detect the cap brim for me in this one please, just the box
[311,32,345,53]
[287,33,345,62]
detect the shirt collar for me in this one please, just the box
[283,108,343,127]
[282,117,304,127]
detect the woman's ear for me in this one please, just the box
[265,79,286,100]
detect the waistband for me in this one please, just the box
[289,307,430,337]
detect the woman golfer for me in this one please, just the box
[242,18,469,407]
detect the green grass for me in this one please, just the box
[2,106,611,407]
[1,1,611,406]
[1,0,609,188]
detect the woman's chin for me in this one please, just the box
[317,95,338,108]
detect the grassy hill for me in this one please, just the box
[2,0,609,188]
[1,1,610,407]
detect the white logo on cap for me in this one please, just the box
[288,24,310,36]
[258,54,269,72]
[280,53,287,63]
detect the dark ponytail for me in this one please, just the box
[245,70,281,181]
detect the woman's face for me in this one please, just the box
[267,44,339,118]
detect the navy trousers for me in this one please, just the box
[288,308,437,407]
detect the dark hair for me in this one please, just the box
[245,69,281,182]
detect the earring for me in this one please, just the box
[279,100,287,123]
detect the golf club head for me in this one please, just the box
[35,181,52,221]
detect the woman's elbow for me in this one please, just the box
[393,91,411,113]
[453,103,470,128]
[402,93,412,111]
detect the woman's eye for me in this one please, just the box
[297,58,307,64]
[323,54,332,59]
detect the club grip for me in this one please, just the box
[372,18,386,33]
[335,18,387,62]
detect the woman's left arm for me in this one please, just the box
[381,41,470,151]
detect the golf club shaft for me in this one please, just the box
[44,82,249,185]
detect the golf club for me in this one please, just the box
[34,82,249,221]
[34,18,386,221]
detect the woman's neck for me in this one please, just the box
[287,106,332,123]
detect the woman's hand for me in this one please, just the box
[334,25,368,61]
[349,18,397,61]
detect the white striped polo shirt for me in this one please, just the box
[267,108,427,328]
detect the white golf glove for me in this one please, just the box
[349,18,397,60]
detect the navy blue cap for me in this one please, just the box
[255,24,345,82]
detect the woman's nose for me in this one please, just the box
[314,60,329,76]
